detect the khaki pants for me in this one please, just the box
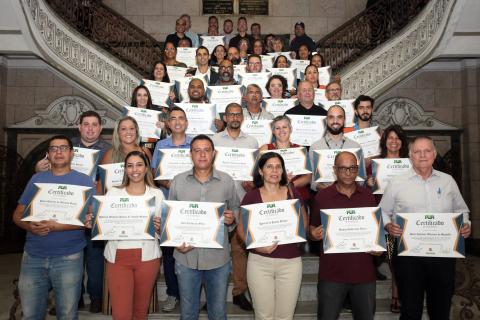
[247,254,302,320]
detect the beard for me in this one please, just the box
[358,113,372,122]
[327,124,344,135]
[220,72,232,82]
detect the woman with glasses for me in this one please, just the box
[163,42,187,68]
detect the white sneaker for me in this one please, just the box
[162,295,178,312]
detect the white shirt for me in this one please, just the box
[103,185,164,263]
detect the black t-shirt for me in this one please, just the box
[284,103,327,116]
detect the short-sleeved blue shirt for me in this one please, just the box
[151,135,193,170]
[19,170,95,257]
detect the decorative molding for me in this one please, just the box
[341,0,456,99]
[19,0,140,108]
[374,97,459,131]
[10,96,117,129]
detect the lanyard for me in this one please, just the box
[325,137,345,150]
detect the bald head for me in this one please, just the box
[297,81,315,107]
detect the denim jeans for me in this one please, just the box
[175,261,230,320]
[19,251,84,320]
[84,232,104,300]
[162,246,179,297]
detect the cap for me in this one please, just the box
[295,22,305,29]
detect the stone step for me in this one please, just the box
[157,273,393,302]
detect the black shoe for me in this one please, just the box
[78,296,85,309]
[48,307,56,316]
[376,269,387,281]
[233,293,253,311]
[89,298,102,313]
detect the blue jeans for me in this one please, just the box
[175,261,230,320]
[84,232,104,300]
[19,251,84,320]
[162,246,179,297]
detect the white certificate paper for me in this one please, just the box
[22,183,92,226]
[344,126,382,158]
[205,85,243,118]
[91,195,156,240]
[260,55,274,70]
[261,147,312,175]
[175,102,217,135]
[123,106,162,139]
[200,36,225,53]
[160,200,226,248]
[318,66,332,87]
[397,212,465,258]
[233,64,247,82]
[154,148,193,180]
[241,199,306,249]
[321,207,386,253]
[71,147,100,181]
[98,162,125,194]
[241,120,273,146]
[313,148,366,182]
[371,158,411,194]
[267,68,297,90]
[142,79,174,107]
[214,147,258,181]
[176,47,197,68]
[289,114,326,146]
[322,99,356,127]
[166,66,188,83]
[239,72,272,97]
[291,59,310,79]
[264,99,297,117]
[314,88,327,105]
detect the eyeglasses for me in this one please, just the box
[326,88,341,92]
[219,66,233,70]
[335,166,359,173]
[48,145,71,153]
[225,112,243,118]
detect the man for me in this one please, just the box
[310,151,379,320]
[243,84,274,120]
[212,103,257,311]
[251,23,262,40]
[151,106,191,312]
[13,135,94,318]
[227,46,241,65]
[290,21,316,52]
[186,46,219,85]
[353,95,374,130]
[380,136,471,320]
[264,33,275,53]
[246,54,263,73]
[208,15,219,33]
[36,111,110,313]
[325,81,343,101]
[180,14,199,48]
[165,18,189,48]
[222,19,235,47]
[285,81,328,116]
[214,59,237,86]
[184,78,224,131]
[309,105,361,191]
[178,37,193,48]
[229,16,254,49]
[169,134,239,319]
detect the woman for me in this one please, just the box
[266,75,288,99]
[366,124,409,314]
[237,38,251,64]
[310,53,325,68]
[163,41,187,67]
[259,115,311,202]
[296,44,311,61]
[238,152,308,320]
[272,36,285,53]
[210,44,226,66]
[102,151,163,319]
[151,61,171,83]
[304,64,320,89]
[252,39,265,55]
[273,55,290,69]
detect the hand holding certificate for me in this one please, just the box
[344,126,382,158]
[91,195,156,240]
[98,162,125,194]
[123,106,162,139]
[71,147,100,181]
[313,148,366,182]
[214,147,258,181]
[22,183,93,226]
[371,158,411,194]
[321,207,386,253]
[160,201,226,248]
[154,149,193,180]
[261,147,311,175]
[396,212,465,258]
[241,199,306,249]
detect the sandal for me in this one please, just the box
[390,297,401,313]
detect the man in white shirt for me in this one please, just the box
[180,14,199,48]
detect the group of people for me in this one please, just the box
[13,12,472,320]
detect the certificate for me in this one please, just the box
[238,72,272,97]
[241,199,306,249]
[22,183,92,226]
[175,103,217,135]
[241,120,273,146]
[289,114,326,146]
[91,195,156,240]
[233,64,246,82]
[397,212,465,258]
[260,55,274,70]
[321,207,386,253]
[261,147,312,175]
[175,75,208,102]
[71,147,100,181]
[200,36,225,53]
[371,158,412,194]
[176,47,197,68]
[312,148,366,182]
[314,88,327,105]
[205,85,243,118]
[264,99,297,117]
[160,200,226,248]
[322,99,356,127]
[154,148,193,180]
[98,162,124,194]
[142,79,174,107]
[318,66,332,87]
[123,106,162,139]
[291,59,310,79]
[214,147,258,181]
[267,68,297,90]
[267,51,294,60]
[345,126,382,158]
[166,66,188,83]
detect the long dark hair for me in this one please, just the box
[380,125,409,158]
[273,55,290,68]
[131,85,153,109]
[118,151,155,188]
[210,44,227,65]
[150,61,170,83]
[253,152,288,188]
[265,75,288,98]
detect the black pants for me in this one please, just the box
[393,256,456,320]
